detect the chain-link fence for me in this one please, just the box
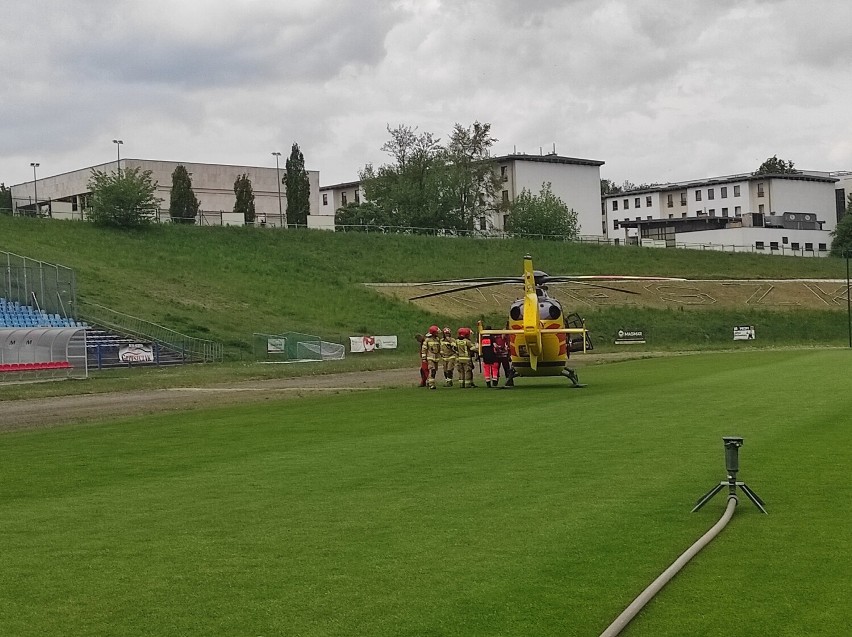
[1,250,77,318]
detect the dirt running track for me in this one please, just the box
[0,352,685,432]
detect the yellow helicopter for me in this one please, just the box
[410,255,680,386]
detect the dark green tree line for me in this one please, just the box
[233,174,256,223]
[284,143,311,227]
[86,167,162,228]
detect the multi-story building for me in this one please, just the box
[10,159,321,228]
[319,153,606,236]
[602,172,839,256]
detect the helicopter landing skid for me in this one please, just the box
[567,383,587,388]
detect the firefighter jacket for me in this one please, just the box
[455,337,476,363]
[421,335,442,362]
[479,333,497,364]
[439,337,458,360]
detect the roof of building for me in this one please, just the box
[493,153,605,167]
[319,180,362,191]
[604,171,838,199]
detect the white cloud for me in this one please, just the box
[3,0,852,189]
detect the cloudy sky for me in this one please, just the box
[3,0,852,189]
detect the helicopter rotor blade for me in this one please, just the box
[561,280,641,295]
[409,279,521,300]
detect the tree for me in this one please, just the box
[86,167,162,228]
[361,121,502,232]
[830,193,852,257]
[755,155,797,174]
[601,179,622,196]
[168,165,199,224]
[0,183,11,214]
[334,201,395,229]
[441,121,503,230]
[361,124,443,230]
[505,182,580,239]
[284,143,311,226]
[233,173,256,223]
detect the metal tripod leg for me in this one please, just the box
[691,482,726,513]
[739,482,768,514]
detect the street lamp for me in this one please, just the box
[112,139,123,173]
[272,151,284,227]
[30,162,39,216]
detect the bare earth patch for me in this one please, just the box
[0,351,689,432]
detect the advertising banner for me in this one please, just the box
[349,336,398,353]
[615,329,646,345]
[267,337,287,353]
[733,326,756,340]
[119,343,155,363]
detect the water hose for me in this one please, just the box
[598,494,738,637]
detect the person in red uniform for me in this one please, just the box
[479,326,500,388]
[415,333,429,387]
[493,332,513,387]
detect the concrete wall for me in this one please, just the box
[511,159,603,237]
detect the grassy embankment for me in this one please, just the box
[0,350,848,636]
[1,214,848,363]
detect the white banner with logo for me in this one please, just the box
[733,326,755,340]
[615,329,646,345]
[119,343,155,363]
[349,335,398,352]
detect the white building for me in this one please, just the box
[320,153,606,236]
[602,172,839,256]
[10,159,322,228]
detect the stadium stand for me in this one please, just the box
[0,297,86,328]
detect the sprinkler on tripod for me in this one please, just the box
[692,436,767,514]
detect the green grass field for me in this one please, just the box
[3,214,851,359]
[1,350,849,636]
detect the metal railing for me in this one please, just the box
[1,250,77,317]
[79,301,224,363]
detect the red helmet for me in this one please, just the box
[428,325,440,335]
[457,327,470,338]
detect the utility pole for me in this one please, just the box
[272,151,283,227]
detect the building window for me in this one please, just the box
[613,219,619,230]
[734,185,741,197]
[757,183,765,197]
[646,196,652,207]
[735,206,742,216]
[709,209,715,217]
[819,243,827,251]
[634,197,640,208]
[805,242,814,251]
[721,186,728,198]
[680,193,687,206]
[695,190,702,201]
[624,199,629,210]
[756,241,765,250]
[354,190,360,204]
[635,217,640,221]
[708,188,715,200]
[500,166,508,182]
[782,236,788,245]
[668,214,674,218]
[770,242,779,251]
[612,200,618,211]
[646,216,652,220]
[502,190,509,205]
[759,204,765,214]
[722,207,728,217]
[682,212,687,218]
[791,242,800,251]
[667,194,673,208]
[341,192,347,205]
[322,193,328,206]
[696,210,704,216]
[602,221,607,233]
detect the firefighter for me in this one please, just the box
[414,334,429,387]
[421,325,442,389]
[439,326,457,386]
[455,327,477,388]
